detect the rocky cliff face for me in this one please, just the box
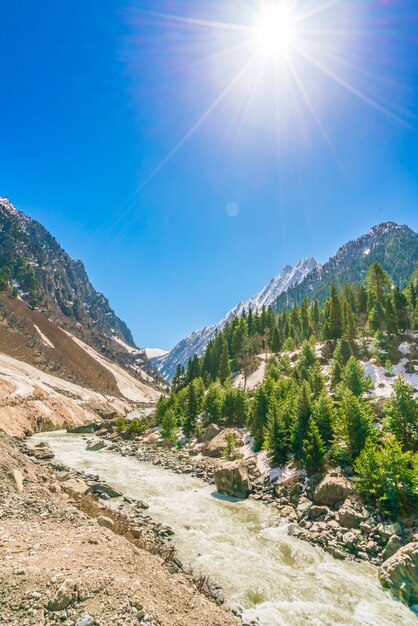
[0,197,153,378]
[0,197,134,345]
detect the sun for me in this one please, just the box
[255,3,296,59]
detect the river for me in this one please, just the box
[30,431,417,626]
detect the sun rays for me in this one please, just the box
[106,0,414,231]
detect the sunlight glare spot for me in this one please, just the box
[255,4,296,59]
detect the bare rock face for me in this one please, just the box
[202,429,244,458]
[379,542,418,608]
[314,474,352,507]
[214,461,250,499]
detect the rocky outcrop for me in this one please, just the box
[314,474,352,506]
[202,429,244,458]
[201,424,221,443]
[379,542,418,607]
[214,461,250,499]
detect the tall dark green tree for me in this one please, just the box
[219,340,231,384]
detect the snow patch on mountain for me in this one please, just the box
[144,348,169,359]
[155,257,320,379]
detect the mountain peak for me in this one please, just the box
[155,256,320,378]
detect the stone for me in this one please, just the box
[308,505,329,519]
[338,500,364,529]
[10,469,24,493]
[382,535,403,562]
[32,444,54,460]
[314,474,351,506]
[201,423,221,442]
[279,505,296,518]
[48,578,78,611]
[378,522,403,540]
[61,479,90,498]
[86,440,106,452]
[67,423,99,434]
[31,591,42,600]
[379,542,418,608]
[214,461,250,498]
[203,429,243,458]
[98,516,114,530]
[75,616,95,626]
[90,483,122,498]
[359,521,371,534]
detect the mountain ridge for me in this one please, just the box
[0,197,155,383]
[155,221,417,380]
[155,257,320,379]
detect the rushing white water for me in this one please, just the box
[31,431,417,626]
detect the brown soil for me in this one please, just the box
[0,434,237,626]
[0,295,120,396]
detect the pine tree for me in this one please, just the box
[385,375,418,452]
[183,384,198,437]
[219,340,231,384]
[263,403,289,466]
[203,382,224,424]
[328,285,343,340]
[312,391,335,446]
[340,356,370,397]
[161,408,178,444]
[292,381,312,459]
[339,390,375,460]
[367,262,392,305]
[302,418,326,475]
[172,364,186,393]
[271,325,281,353]
[392,287,409,332]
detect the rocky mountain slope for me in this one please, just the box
[0,198,148,361]
[155,258,319,379]
[273,222,418,311]
[0,197,159,392]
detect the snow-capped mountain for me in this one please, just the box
[272,222,417,312]
[155,257,320,379]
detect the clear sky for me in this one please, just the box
[0,1,417,350]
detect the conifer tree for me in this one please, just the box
[339,390,375,460]
[302,418,325,475]
[328,285,343,340]
[183,384,198,437]
[219,340,231,384]
[385,375,418,452]
[161,408,178,444]
[340,356,370,397]
[263,403,289,466]
[292,381,312,459]
[312,391,335,447]
[271,325,281,353]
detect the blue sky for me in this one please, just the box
[0,1,417,349]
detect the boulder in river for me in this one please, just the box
[214,461,250,499]
[90,482,122,498]
[67,423,99,434]
[314,474,352,506]
[379,541,418,608]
